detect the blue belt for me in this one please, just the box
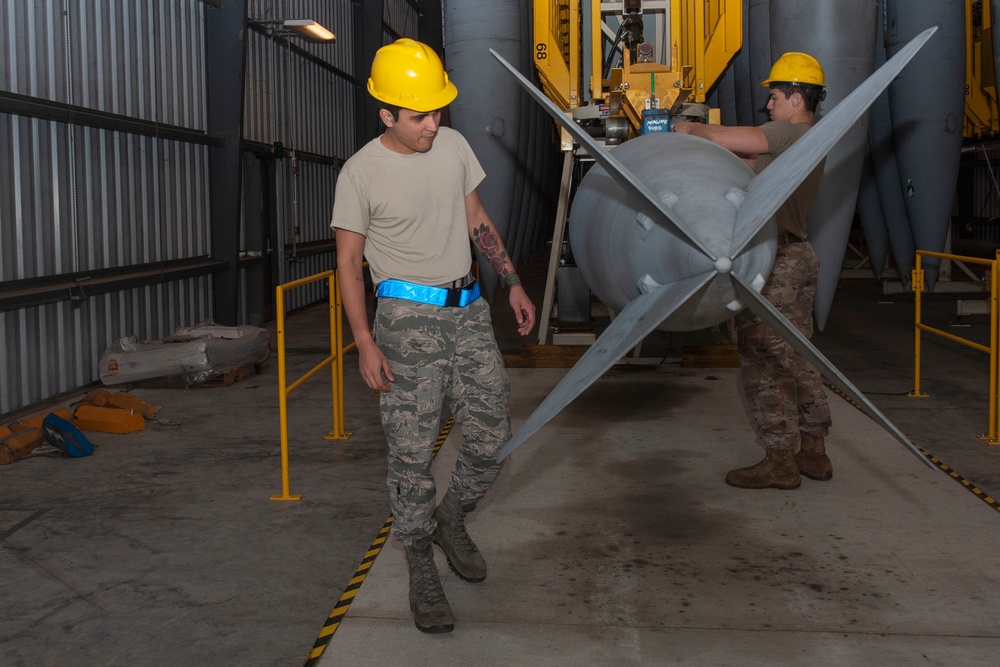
[376,278,481,307]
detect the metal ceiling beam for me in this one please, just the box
[0,91,223,146]
[0,258,227,312]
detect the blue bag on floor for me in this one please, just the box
[42,413,95,457]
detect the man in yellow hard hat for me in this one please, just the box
[673,52,833,490]
[331,38,535,634]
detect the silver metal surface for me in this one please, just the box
[491,29,938,468]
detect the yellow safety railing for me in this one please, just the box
[272,270,355,501]
[911,250,1000,443]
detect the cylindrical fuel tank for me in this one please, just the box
[770,0,877,331]
[856,150,891,279]
[885,0,965,291]
[444,0,522,298]
[748,0,773,126]
[859,1,915,285]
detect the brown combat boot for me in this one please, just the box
[726,448,801,489]
[433,490,487,583]
[403,537,454,633]
[796,432,833,481]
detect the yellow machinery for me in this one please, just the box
[966,0,1000,137]
[535,0,999,140]
[533,0,742,141]
[531,0,743,346]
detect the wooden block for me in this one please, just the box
[503,345,590,368]
[680,344,739,368]
[133,362,261,388]
[201,363,258,386]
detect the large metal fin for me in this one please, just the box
[498,271,716,461]
[730,26,937,256]
[489,49,716,260]
[730,273,935,470]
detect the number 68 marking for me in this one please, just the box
[535,43,547,60]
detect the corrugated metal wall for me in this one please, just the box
[242,0,417,312]
[384,0,419,38]
[1,4,210,281]
[2,1,206,126]
[246,0,348,311]
[0,0,420,415]
[0,1,211,415]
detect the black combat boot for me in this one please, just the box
[403,537,453,633]
[433,490,487,583]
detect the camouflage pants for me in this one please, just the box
[375,296,511,541]
[735,241,832,451]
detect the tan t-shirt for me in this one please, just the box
[755,121,825,240]
[330,126,486,286]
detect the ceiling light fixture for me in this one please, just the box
[281,19,336,43]
[250,18,336,44]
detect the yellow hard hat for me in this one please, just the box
[367,38,458,112]
[761,52,825,88]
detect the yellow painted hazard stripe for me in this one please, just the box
[302,415,456,666]
[917,447,1000,510]
[825,382,1000,514]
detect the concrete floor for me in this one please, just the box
[4,255,1000,666]
[326,368,1000,666]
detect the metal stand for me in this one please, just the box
[537,149,576,346]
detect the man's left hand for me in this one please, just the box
[509,285,536,336]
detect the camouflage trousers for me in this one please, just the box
[375,296,511,541]
[735,241,832,451]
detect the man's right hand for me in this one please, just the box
[358,342,393,392]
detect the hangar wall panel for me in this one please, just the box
[0,1,211,415]
[1,0,206,128]
[1,0,420,415]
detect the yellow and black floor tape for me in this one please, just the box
[825,382,1000,514]
[302,416,456,667]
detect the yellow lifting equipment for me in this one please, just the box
[532,0,742,139]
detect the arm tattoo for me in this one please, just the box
[472,223,513,280]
